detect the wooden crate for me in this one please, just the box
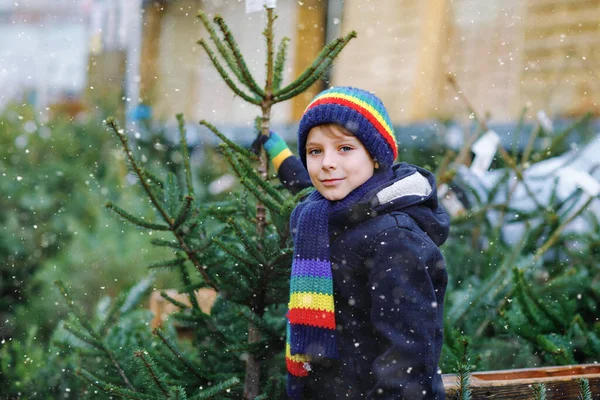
[149,288,217,330]
[443,364,600,399]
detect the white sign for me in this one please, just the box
[246,0,277,13]
[470,130,501,177]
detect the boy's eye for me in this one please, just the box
[308,149,321,155]
[340,146,353,152]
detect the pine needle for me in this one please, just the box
[531,382,547,400]
[578,378,593,400]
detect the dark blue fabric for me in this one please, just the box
[279,161,449,400]
[287,170,394,399]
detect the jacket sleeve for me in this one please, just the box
[365,226,445,400]
[274,154,313,195]
[262,131,313,195]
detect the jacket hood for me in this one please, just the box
[329,162,450,246]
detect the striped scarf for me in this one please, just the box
[286,169,394,399]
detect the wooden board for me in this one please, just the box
[443,364,600,399]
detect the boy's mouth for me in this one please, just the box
[320,178,344,186]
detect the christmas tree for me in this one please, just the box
[53,6,355,399]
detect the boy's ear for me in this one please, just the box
[374,160,380,169]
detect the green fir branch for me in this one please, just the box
[160,291,191,310]
[236,307,280,339]
[107,118,219,291]
[164,173,182,216]
[106,117,174,225]
[219,145,281,212]
[54,281,100,340]
[536,112,593,163]
[513,269,546,329]
[73,346,106,358]
[225,340,270,357]
[578,378,593,400]
[273,37,290,91]
[531,382,547,400]
[267,248,293,268]
[515,269,564,330]
[212,237,260,268]
[134,349,170,397]
[453,337,472,400]
[274,31,357,102]
[274,36,343,97]
[535,195,595,261]
[140,166,165,188]
[180,281,212,293]
[223,143,285,203]
[446,231,532,325]
[511,106,528,157]
[53,339,105,358]
[173,196,193,231]
[179,263,201,311]
[77,369,149,400]
[536,335,575,364]
[556,188,585,220]
[154,328,207,381]
[148,258,186,270]
[199,120,259,161]
[63,323,104,350]
[196,11,246,86]
[100,293,126,336]
[189,377,241,399]
[176,114,195,197]
[188,233,221,255]
[521,123,542,166]
[105,202,170,231]
[202,202,242,220]
[120,275,154,314]
[154,348,185,380]
[197,39,261,105]
[227,217,268,265]
[150,238,181,250]
[214,14,265,97]
[585,330,600,355]
[169,386,188,400]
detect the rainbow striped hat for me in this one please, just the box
[298,86,398,170]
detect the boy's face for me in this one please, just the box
[305,125,375,201]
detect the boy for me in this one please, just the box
[261,87,449,399]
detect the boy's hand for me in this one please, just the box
[251,131,293,172]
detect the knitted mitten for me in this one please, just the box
[253,131,312,195]
[261,131,294,173]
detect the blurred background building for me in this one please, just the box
[1,0,599,129]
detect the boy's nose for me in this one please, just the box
[321,152,337,169]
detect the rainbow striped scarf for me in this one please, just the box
[286,169,394,398]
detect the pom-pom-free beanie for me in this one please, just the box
[298,86,398,170]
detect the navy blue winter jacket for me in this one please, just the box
[278,157,450,400]
[277,158,450,399]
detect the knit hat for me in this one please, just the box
[298,86,398,170]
